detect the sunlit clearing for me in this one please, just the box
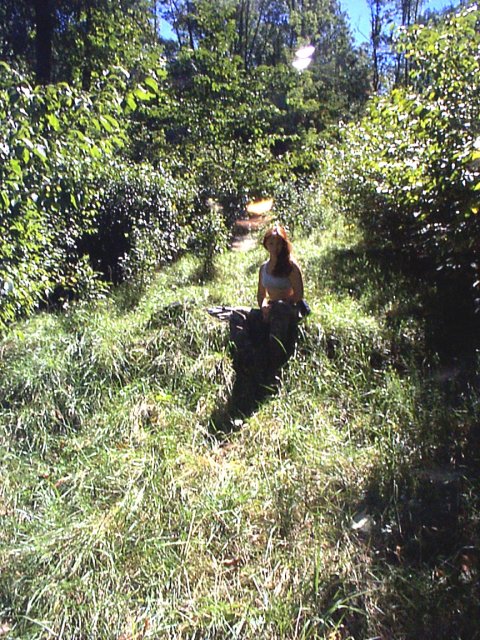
[246,198,274,215]
[295,45,315,59]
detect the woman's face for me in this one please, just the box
[265,233,284,256]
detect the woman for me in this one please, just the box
[228,225,306,384]
[257,225,304,318]
[254,225,305,372]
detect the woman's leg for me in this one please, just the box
[268,301,298,370]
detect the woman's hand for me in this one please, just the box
[261,300,271,321]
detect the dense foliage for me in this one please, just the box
[1,0,476,328]
[0,0,159,86]
[87,162,191,284]
[327,4,480,288]
[0,63,125,325]
[0,0,372,328]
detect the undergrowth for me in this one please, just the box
[1,223,479,639]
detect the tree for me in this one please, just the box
[159,0,370,121]
[365,0,472,91]
[32,0,54,84]
[335,4,480,281]
[0,0,35,66]
[367,0,395,92]
[0,0,162,86]
[54,0,161,88]
[393,0,423,85]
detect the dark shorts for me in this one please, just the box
[229,301,303,372]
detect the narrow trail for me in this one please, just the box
[230,211,271,251]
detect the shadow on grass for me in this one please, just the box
[353,417,480,639]
[309,244,479,366]
[307,243,480,639]
[209,365,276,436]
[209,308,299,437]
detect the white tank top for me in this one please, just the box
[261,263,291,290]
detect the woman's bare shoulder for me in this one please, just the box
[258,260,267,277]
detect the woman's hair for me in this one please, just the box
[263,225,293,276]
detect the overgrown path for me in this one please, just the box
[1,224,479,640]
[230,209,271,252]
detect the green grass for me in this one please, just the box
[1,224,479,639]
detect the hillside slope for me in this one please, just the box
[1,225,479,639]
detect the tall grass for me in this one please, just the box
[1,223,479,639]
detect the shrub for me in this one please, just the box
[273,177,327,237]
[187,197,229,279]
[0,63,126,328]
[83,162,191,285]
[328,5,480,279]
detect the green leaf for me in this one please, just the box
[46,113,60,131]
[89,145,103,159]
[103,114,120,129]
[33,146,47,163]
[111,136,125,148]
[133,88,154,101]
[98,116,113,132]
[144,77,159,93]
[0,191,10,209]
[126,94,137,111]
[9,159,22,177]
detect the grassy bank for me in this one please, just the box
[1,223,479,639]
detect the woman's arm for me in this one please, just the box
[257,266,267,308]
[258,265,272,320]
[290,262,304,303]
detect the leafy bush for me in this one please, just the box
[0,62,227,327]
[328,5,480,278]
[0,63,126,328]
[187,197,229,279]
[273,177,327,237]
[84,162,191,285]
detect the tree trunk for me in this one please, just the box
[33,0,53,85]
[82,0,94,91]
[369,0,381,93]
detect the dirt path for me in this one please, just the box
[230,212,271,252]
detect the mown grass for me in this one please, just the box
[1,222,479,639]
